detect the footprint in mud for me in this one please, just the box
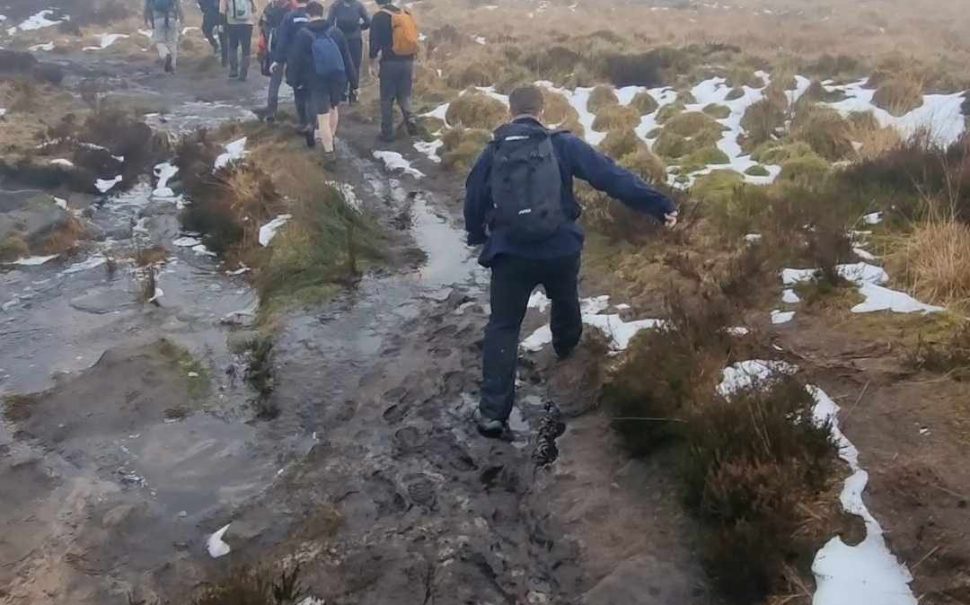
[382,404,407,425]
[404,475,437,509]
[428,435,478,472]
[430,346,453,359]
[393,425,427,454]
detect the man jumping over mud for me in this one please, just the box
[464,85,678,438]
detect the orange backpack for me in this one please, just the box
[382,8,419,57]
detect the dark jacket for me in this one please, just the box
[273,6,310,63]
[197,0,220,14]
[328,0,370,40]
[288,19,359,91]
[464,118,676,266]
[368,5,412,62]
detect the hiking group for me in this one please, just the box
[144,2,678,440]
[145,0,417,156]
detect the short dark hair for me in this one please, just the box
[509,86,545,117]
[306,1,325,16]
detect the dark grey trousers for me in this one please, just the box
[266,65,285,115]
[227,23,252,79]
[379,60,415,138]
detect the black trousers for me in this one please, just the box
[480,253,582,422]
[346,36,363,85]
[227,23,253,79]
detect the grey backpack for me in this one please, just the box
[490,129,565,243]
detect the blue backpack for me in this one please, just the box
[311,30,346,78]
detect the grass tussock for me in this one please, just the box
[540,88,579,126]
[188,565,304,605]
[740,96,787,151]
[907,319,970,377]
[591,104,640,132]
[888,220,970,309]
[598,128,646,159]
[631,91,659,115]
[439,127,492,171]
[444,91,507,130]
[587,85,619,113]
[791,104,854,161]
[872,75,925,117]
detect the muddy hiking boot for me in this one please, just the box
[163,53,174,73]
[405,119,420,137]
[475,409,508,439]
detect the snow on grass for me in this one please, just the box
[206,524,232,558]
[852,284,944,314]
[522,294,661,352]
[214,137,248,171]
[326,181,362,212]
[862,212,883,225]
[95,175,123,193]
[423,102,450,122]
[373,151,425,179]
[9,255,59,266]
[7,9,63,34]
[49,158,75,168]
[258,214,292,247]
[413,139,444,163]
[28,41,55,51]
[809,386,918,605]
[173,236,202,247]
[61,255,106,275]
[823,79,966,147]
[716,360,798,396]
[83,33,129,51]
[152,161,178,197]
[782,288,801,304]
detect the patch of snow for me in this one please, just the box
[423,102,450,122]
[522,294,661,353]
[9,9,63,34]
[862,212,883,225]
[213,137,248,171]
[745,233,763,243]
[182,26,199,35]
[191,244,216,257]
[853,246,878,261]
[61,255,107,275]
[782,267,819,286]
[838,262,889,285]
[717,360,798,396]
[95,175,123,194]
[327,181,362,211]
[373,151,425,179]
[259,214,292,247]
[49,158,75,168]
[83,33,129,51]
[852,284,944,314]
[53,197,68,210]
[782,289,801,304]
[413,139,444,163]
[28,41,55,51]
[153,161,178,197]
[172,236,202,247]
[225,265,250,276]
[771,309,796,324]
[726,326,750,336]
[528,290,550,312]
[473,35,487,45]
[810,386,918,605]
[9,255,58,266]
[138,28,153,38]
[206,524,232,558]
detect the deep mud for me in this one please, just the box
[1,35,715,605]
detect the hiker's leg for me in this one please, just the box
[169,25,180,69]
[378,64,395,139]
[398,60,415,126]
[238,25,253,80]
[481,255,537,422]
[219,19,229,66]
[294,86,309,128]
[347,37,363,78]
[329,105,339,137]
[202,12,219,51]
[542,253,583,358]
[267,64,284,116]
[155,42,170,61]
[310,86,334,152]
[227,25,240,75]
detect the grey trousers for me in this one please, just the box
[379,60,415,138]
[266,65,285,115]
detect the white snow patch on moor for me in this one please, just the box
[153,162,178,197]
[522,294,662,353]
[206,524,232,558]
[9,255,59,266]
[8,9,63,34]
[781,261,941,314]
[28,41,55,51]
[373,151,425,179]
[771,309,795,324]
[413,139,444,163]
[214,137,248,171]
[49,158,75,168]
[83,33,129,51]
[259,215,292,247]
[95,175,123,193]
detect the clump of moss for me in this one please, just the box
[587,85,619,113]
[631,91,660,115]
[599,129,645,159]
[655,102,684,124]
[592,104,641,132]
[744,165,770,177]
[439,127,493,171]
[692,170,746,206]
[779,152,832,184]
[740,96,787,150]
[664,111,724,138]
[791,105,854,161]
[703,104,731,119]
[725,87,745,101]
[681,147,730,172]
[618,148,667,184]
[445,92,507,130]
[0,234,29,262]
[751,141,815,164]
[654,114,723,160]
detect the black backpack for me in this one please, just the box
[490,129,566,243]
[153,0,175,14]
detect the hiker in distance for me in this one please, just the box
[145,0,184,73]
[327,0,370,103]
[288,0,358,161]
[221,0,258,80]
[464,85,679,439]
[369,0,420,142]
[264,0,311,123]
[198,0,226,64]
[255,0,296,121]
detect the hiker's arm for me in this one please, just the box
[287,32,306,83]
[369,11,389,59]
[271,14,289,62]
[564,136,675,221]
[359,2,371,30]
[464,148,494,245]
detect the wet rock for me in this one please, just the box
[582,554,699,605]
[0,50,65,84]
[69,288,136,315]
[0,195,74,250]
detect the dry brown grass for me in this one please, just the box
[587,85,619,113]
[888,219,970,309]
[591,104,640,132]
[872,75,925,117]
[444,92,507,130]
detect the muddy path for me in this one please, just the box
[1,45,715,605]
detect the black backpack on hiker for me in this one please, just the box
[489,128,566,243]
[153,0,175,14]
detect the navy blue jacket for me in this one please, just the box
[464,118,676,266]
[273,7,310,63]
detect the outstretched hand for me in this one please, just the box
[664,211,679,228]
